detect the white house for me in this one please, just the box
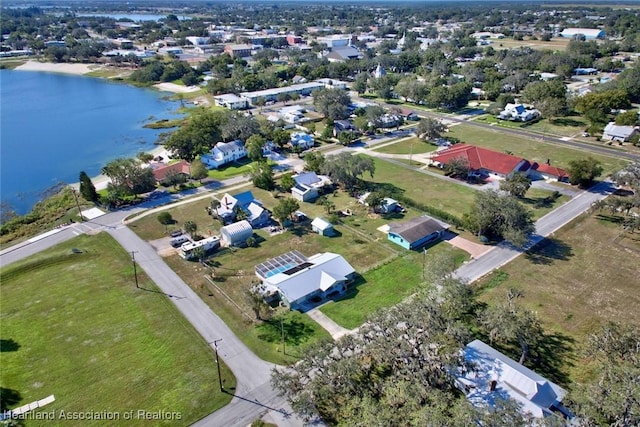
[255,251,356,311]
[602,122,638,142]
[498,103,540,122]
[278,105,306,124]
[456,340,572,420]
[214,94,249,110]
[290,132,315,150]
[201,140,247,169]
[214,191,271,227]
[311,217,334,236]
[291,172,332,202]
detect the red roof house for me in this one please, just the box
[530,163,569,182]
[431,144,530,176]
[152,160,191,182]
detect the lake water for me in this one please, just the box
[0,70,180,215]
[75,13,190,22]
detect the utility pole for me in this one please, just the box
[213,339,223,391]
[72,188,84,222]
[422,248,427,281]
[130,251,139,288]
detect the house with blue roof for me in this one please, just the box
[291,172,332,202]
[215,191,270,227]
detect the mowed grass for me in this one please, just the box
[320,245,469,329]
[447,123,629,176]
[362,156,478,217]
[492,37,571,51]
[372,137,437,155]
[0,233,233,426]
[474,213,640,383]
[206,159,255,180]
[474,114,589,138]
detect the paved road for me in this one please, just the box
[454,180,614,283]
[107,226,304,427]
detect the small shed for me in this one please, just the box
[311,217,334,236]
[220,220,253,246]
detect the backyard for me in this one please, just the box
[0,233,233,426]
[474,213,640,384]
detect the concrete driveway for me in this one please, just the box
[442,231,492,259]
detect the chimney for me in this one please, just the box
[489,380,497,391]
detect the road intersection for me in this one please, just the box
[0,122,622,426]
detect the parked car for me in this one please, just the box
[169,230,183,238]
[170,236,189,247]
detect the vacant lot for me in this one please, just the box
[373,137,437,155]
[474,114,589,138]
[0,233,233,426]
[447,123,629,175]
[474,213,640,383]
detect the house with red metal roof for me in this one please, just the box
[151,160,191,183]
[431,143,531,177]
[529,163,570,182]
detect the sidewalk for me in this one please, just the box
[307,308,352,340]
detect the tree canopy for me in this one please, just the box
[165,109,226,161]
[499,172,532,198]
[312,88,351,121]
[567,158,603,188]
[101,158,156,198]
[464,190,535,246]
[321,153,375,190]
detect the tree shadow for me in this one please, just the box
[328,275,366,303]
[0,339,20,352]
[289,224,311,237]
[256,316,317,346]
[531,331,576,388]
[524,237,574,265]
[595,214,624,224]
[549,117,584,127]
[0,387,22,411]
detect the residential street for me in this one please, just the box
[454,180,614,283]
[0,134,618,427]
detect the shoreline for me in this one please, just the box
[14,60,104,76]
[9,60,202,207]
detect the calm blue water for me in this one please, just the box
[75,13,190,22]
[0,70,180,214]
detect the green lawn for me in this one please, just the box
[206,159,255,180]
[320,245,469,329]
[362,156,478,218]
[0,233,233,426]
[447,123,629,175]
[474,114,589,139]
[522,188,570,220]
[373,137,438,155]
[474,213,640,384]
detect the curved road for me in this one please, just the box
[0,122,621,426]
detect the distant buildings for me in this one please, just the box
[560,28,605,40]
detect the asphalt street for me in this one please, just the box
[454,180,614,283]
[0,127,622,426]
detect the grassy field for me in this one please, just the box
[372,137,438,155]
[0,233,233,425]
[362,156,478,217]
[447,123,629,176]
[474,114,589,138]
[206,159,255,180]
[474,213,640,383]
[320,245,469,329]
[492,37,571,51]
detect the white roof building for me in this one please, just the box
[457,340,571,420]
[257,252,356,310]
[602,122,638,142]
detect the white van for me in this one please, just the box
[170,236,189,248]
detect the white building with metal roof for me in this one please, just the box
[457,340,572,420]
[256,252,356,311]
